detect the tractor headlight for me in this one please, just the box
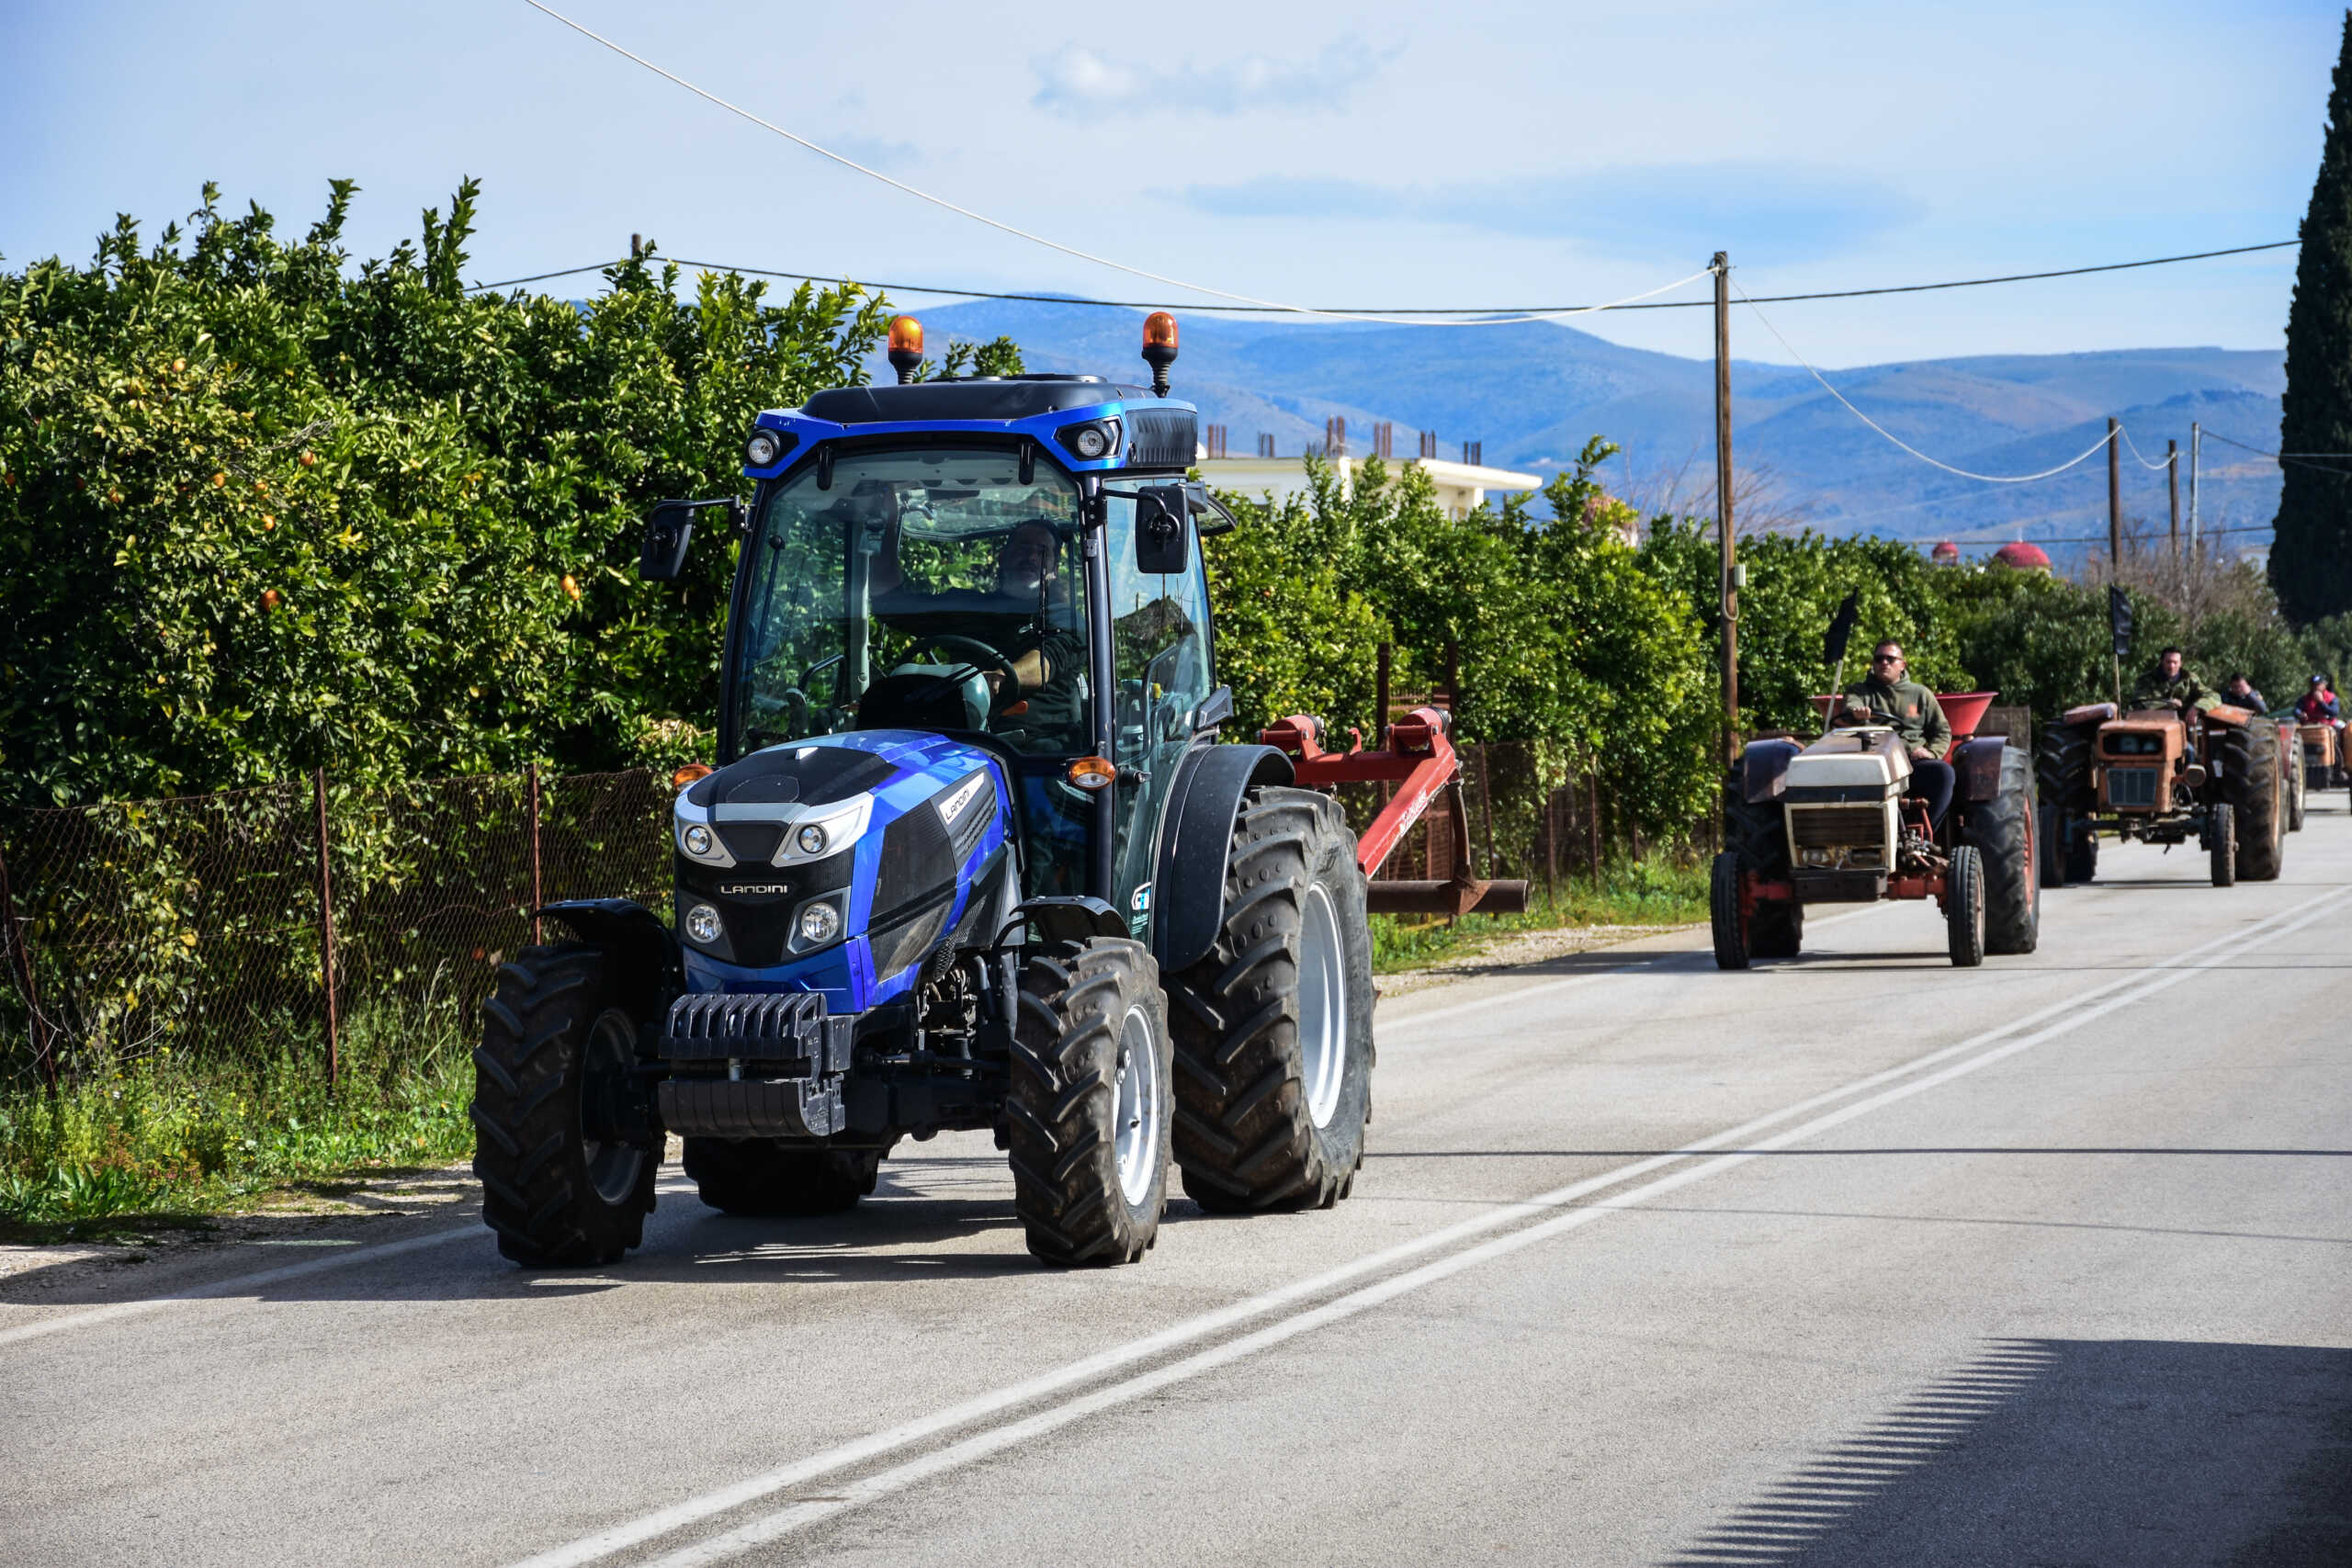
[1057,420,1121,462]
[684,902,722,944]
[683,823,714,857]
[797,823,828,857]
[744,429,795,468]
[794,897,842,951]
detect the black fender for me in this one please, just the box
[1150,742,1296,974]
[536,898,679,1019]
[1739,738,1805,804]
[1951,735,2007,803]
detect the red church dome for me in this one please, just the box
[1930,540,1961,564]
[1991,540,2052,572]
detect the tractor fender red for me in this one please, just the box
[1150,741,1296,974]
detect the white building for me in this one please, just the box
[1193,452,1543,518]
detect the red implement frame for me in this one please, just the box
[1261,707,1531,916]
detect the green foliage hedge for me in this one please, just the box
[0,181,925,807]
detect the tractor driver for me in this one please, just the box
[2131,647,2218,715]
[1838,640,1955,829]
[870,518,1085,743]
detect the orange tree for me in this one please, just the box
[0,180,922,806]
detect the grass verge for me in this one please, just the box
[1370,855,1706,974]
[0,991,473,1242]
[3,859,1704,1235]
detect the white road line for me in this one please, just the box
[508,886,2349,1568]
[632,887,2351,1568]
[0,1177,699,1351]
[1377,903,1887,1035]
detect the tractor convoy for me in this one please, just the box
[468,311,2306,1266]
[472,314,1519,1269]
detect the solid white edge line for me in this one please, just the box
[505,886,2348,1568]
[635,886,2352,1568]
[0,1177,701,1351]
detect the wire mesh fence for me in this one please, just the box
[0,768,670,1095]
[0,748,1681,1095]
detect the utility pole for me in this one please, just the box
[630,232,642,261]
[2188,422,2202,553]
[2167,439,2181,559]
[2107,416,2122,578]
[1713,252,1737,769]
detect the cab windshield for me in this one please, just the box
[731,446,1090,757]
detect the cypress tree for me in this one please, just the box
[2273,9,2352,622]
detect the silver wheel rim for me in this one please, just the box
[1298,882,1347,1130]
[1113,1004,1163,1208]
[582,1010,646,1206]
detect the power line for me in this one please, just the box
[2116,424,2177,471]
[2199,428,2352,475]
[1732,280,2122,484]
[517,0,1710,327]
[466,238,2302,315]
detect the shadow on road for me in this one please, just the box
[1657,1337,2352,1566]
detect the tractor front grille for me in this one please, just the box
[1789,806,1885,848]
[2106,766,2160,808]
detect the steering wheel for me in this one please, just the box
[893,635,1026,716]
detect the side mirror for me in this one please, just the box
[1135,483,1192,575]
[639,501,697,581]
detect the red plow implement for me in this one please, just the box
[1261,707,1531,916]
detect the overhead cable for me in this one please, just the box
[2198,429,2352,474]
[1732,281,2121,484]
[2116,425,2178,471]
[466,238,2301,314]
[515,0,1710,326]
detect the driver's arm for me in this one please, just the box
[1008,648,1048,689]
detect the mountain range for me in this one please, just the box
[874,299,2287,568]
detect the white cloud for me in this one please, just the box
[1032,40,1389,117]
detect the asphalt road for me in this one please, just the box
[6,808,2350,1567]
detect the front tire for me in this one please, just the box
[2209,802,2237,886]
[1008,937,1170,1265]
[1167,787,1374,1214]
[1710,851,1751,971]
[1946,845,1985,968]
[472,944,659,1268]
[2064,815,2098,884]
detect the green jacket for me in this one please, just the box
[1838,675,1951,758]
[2130,664,2218,713]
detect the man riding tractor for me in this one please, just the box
[1837,640,1954,834]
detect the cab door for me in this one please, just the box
[1102,495,1215,936]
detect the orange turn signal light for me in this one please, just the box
[1067,755,1117,791]
[1142,311,1178,351]
[673,762,714,791]
[888,315,924,354]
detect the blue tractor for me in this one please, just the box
[473,314,1376,1268]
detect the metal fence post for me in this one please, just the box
[1586,761,1603,886]
[0,840,55,1092]
[313,767,340,1094]
[526,762,544,946]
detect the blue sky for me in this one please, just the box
[0,1,2337,367]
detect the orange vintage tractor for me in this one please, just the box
[2037,700,2286,887]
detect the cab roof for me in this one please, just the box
[802,376,1153,425]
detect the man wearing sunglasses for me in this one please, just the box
[1838,640,1955,829]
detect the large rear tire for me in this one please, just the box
[472,944,659,1268]
[1720,766,1801,961]
[1946,845,1985,967]
[2064,815,2098,884]
[2036,802,2066,888]
[682,1139,879,1215]
[2037,721,2095,819]
[1167,787,1374,1214]
[1968,746,2040,954]
[1008,937,1171,1265]
[2220,721,2284,881]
